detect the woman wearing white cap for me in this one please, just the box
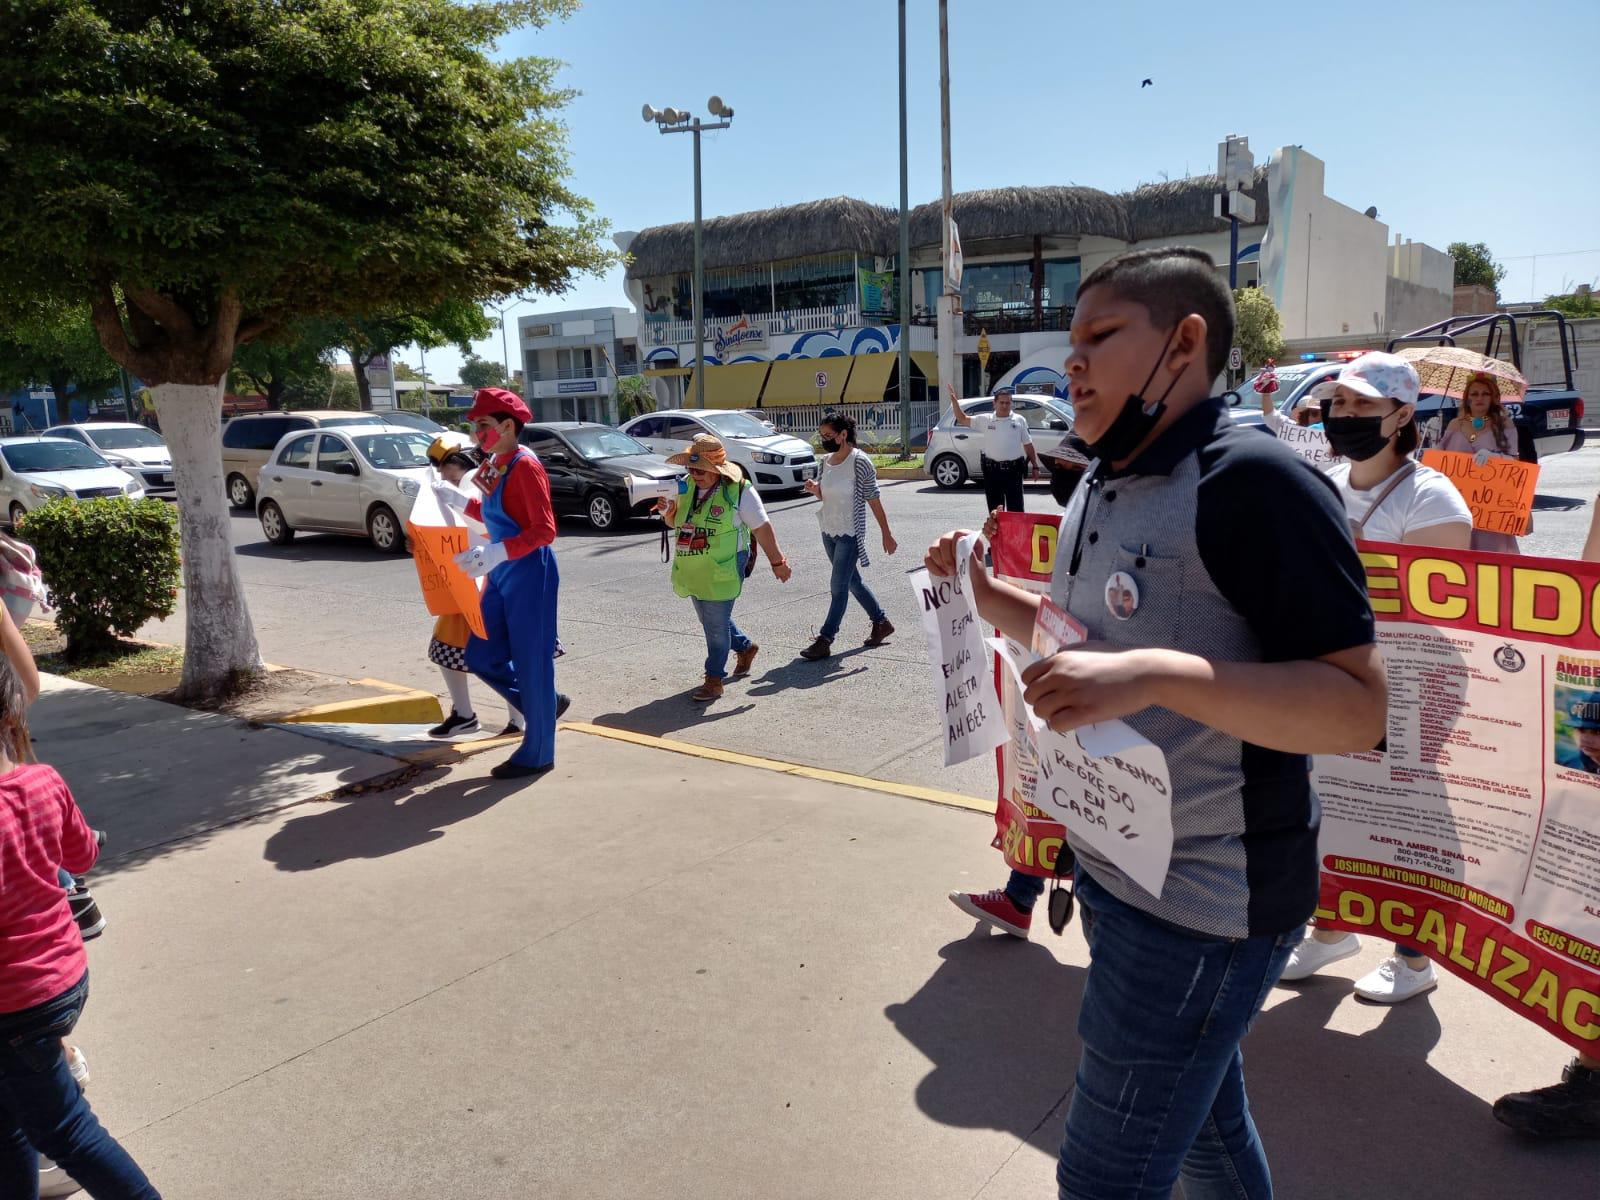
[1278,351,1472,1004]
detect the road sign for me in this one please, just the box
[977,330,991,369]
[1228,346,1244,372]
[814,370,828,389]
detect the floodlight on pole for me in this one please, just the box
[642,93,735,410]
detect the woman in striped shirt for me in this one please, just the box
[799,414,898,661]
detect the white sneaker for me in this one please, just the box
[1277,932,1361,982]
[1355,954,1438,1004]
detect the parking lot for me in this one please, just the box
[140,441,1599,797]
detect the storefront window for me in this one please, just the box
[923,256,1080,314]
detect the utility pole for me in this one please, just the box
[897,0,912,459]
[935,0,958,412]
[645,98,735,410]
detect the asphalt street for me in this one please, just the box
[144,442,1599,797]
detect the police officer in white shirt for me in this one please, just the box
[951,383,1039,513]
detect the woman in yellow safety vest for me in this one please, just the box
[659,435,792,702]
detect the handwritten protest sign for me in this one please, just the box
[406,474,486,639]
[1314,542,1600,1054]
[1275,422,1339,469]
[990,636,1174,898]
[910,535,1006,766]
[1420,449,1539,536]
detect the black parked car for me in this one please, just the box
[519,421,683,531]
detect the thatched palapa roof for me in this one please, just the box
[624,196,896,279]
[908,186,1131,246]
[625,169,1274,279]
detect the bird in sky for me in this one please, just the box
[1141,78,1153,87]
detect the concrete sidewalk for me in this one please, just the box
[36,680,1598,1198]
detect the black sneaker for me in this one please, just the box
[68,880,105,940]
[428,710,480,740]
[1493,1059,1600,1138]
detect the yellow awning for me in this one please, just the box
[762,357,851,406]
[643,365,691,378]
[686,362,773,409]
[910,351,939,384]
[842,352,896,403]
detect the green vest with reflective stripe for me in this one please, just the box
[670,479,747,601]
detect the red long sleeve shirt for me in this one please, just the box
[464,449,558,560]
[0,764,98,1014]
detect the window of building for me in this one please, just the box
[922,256,1081,316]
[556,347,593,379]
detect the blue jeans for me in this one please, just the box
[1057,870,1302,1200]
[1005,868,1047,913]
[0,973,161,1199]
[819,533,886,641]
[690,551,754,680]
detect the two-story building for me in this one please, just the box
[515,306,641,425]
[617,144,1453,422]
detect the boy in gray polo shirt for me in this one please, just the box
[928,247,1387,1199]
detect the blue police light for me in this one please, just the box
[1300,353,1318,361]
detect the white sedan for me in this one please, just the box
[620,408,818,493]
[44,421,174,497]
[0,436,145,528]
[255,425,436,553]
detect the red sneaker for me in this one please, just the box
[948,888,1032,938]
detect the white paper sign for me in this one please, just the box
[910,536,1007,766]
[1275,423,1339,470]
[990,637,1175,897]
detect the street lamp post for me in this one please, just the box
[487,297,532,392]
[643,97,734,410]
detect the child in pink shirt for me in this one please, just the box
[0,655,159,1198]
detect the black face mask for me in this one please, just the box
[1323,412,1398,462]
[1082,325,1184,462]
[819,436,839,452]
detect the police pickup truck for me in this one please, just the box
[1231,310,1586,462]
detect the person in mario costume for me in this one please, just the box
[431,387,560,781]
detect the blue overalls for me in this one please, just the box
[464,452,560,769]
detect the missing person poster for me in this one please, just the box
[989,512,1068,879]
[910,534,1007,767]
[1315,542,1600,1054]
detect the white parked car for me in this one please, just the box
[255,425,436,553]
[619,408,817,494]
[923,394,1076,489]
[44,422,174,497]
[0,436,145,528]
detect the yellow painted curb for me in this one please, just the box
[272,691,444,726]
[560,721,994,815]
[393,732,523,766]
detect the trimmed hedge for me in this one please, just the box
[22,497,181,660]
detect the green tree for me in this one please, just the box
[615,374,657,422]
[1448,242,1507,291]
[459,354,508,391]
[1541,289,1600,320]
[0,0,614,698]
[1232,288,1286,371]
[0,300,122,424]
[392,361,422,382]
[333,300,494,411]
[232,323,339,409]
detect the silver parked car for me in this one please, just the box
[923,394,1075,489]
[0,437,145,528]
[255,425,436,553]
[43,422,175,497]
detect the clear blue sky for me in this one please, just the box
[410,0,1600,382]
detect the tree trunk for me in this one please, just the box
[152,378,263,700]
[351,352,374,411]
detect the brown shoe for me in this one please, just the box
[799,636,834,661]
[690,675,724,702]
[864,619,895,647]
[732,644,760,676]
